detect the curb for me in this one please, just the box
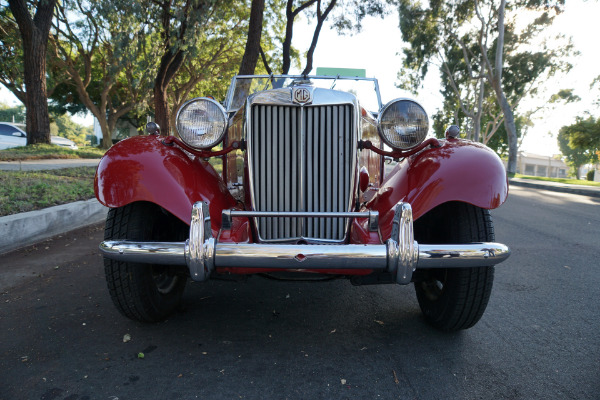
[0,199,108,255]
[509,179,600,198]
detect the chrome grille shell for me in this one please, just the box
[246,87,359,243]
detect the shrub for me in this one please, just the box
[587,169,595,181]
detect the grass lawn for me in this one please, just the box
[513,173,600,187]
[0,167,96,217]
[0,144,106,161]
[0,156,223,216]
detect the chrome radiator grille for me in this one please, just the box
[249,104,356,242]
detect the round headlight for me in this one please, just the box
[176,98,227,150]
[377,99,429,150]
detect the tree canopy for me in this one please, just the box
[397,0,570,171]
[557,119,598,179]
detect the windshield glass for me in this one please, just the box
[225,75,382,113]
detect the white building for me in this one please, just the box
[93,118,140,145]
[516,152,568,178]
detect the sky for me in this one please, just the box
[1,1,598,156]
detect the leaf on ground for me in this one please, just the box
[137,352,144,359]
[123,334,131,343]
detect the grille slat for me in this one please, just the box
[249,103,355,242]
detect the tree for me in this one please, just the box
[145,0,244,135]
[6,0,57,145]
[564,116,600,157]
[165,4,250,131]
[50,0,158,148]
[557,124,596,179]
[397,0,569,173]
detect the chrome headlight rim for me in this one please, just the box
[376,98,429,151]
[176,97,228,150]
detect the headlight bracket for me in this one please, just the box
[359,138,440,160]
[162,136,244,158]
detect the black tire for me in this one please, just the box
[413,202,495,331]
[103,202,189,322]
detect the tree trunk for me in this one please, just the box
[8,0,57,146]
[492,0,518,174]
[498,93,518,173]
[97,118,112,149]
[238,0,265,76]
[22,31,50,145]
[153,84,170,135]
[473,77,485,143]
[154,50,185,135]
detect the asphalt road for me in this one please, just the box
[1,185,599,400]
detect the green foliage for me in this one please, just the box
[586,169,595,181]
[0,167,96,216]
[0,4,69,102]
[396,0,572,154]
[0,103,25,123]
[0,6,25,101]
[566,116,600,151]
[557,118,599,179]
[48,113,91,146]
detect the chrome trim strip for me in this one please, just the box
[185,202,214,281]
[100,241,186,265]
[221,210,379,233]
[418,243,511,268]
[99,241,511,274]
[214,243,387,269]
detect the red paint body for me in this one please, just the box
[367,138,508,240]
[94,136,238,238]
[95,135,507,275]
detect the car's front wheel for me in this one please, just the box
[103,202,189,322]
[413,202,495,331]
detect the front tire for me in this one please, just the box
[413,202,495,331]
[103,202,189,322]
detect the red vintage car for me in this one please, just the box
[95,74,510,331]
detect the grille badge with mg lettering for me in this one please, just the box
[292,87,313,105]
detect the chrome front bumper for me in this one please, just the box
[99,202,510,285]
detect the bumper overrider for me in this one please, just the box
[99,202,510,284]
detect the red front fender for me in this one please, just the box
[367,138,508,240]
[94,136,237,234]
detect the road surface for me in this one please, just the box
[1,185,598,399]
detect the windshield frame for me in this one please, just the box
[224,74,382,113]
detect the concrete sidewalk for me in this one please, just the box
[0,158,101,171]
[0,199,107,254]
[509,177,600,198]
[0,158,106,254]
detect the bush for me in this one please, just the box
[587,169,595,181]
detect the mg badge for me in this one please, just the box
[292,87,313,105]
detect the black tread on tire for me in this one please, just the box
[413,202,495,331]
[103,202,188,322]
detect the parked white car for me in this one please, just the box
[0,122,78,150]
